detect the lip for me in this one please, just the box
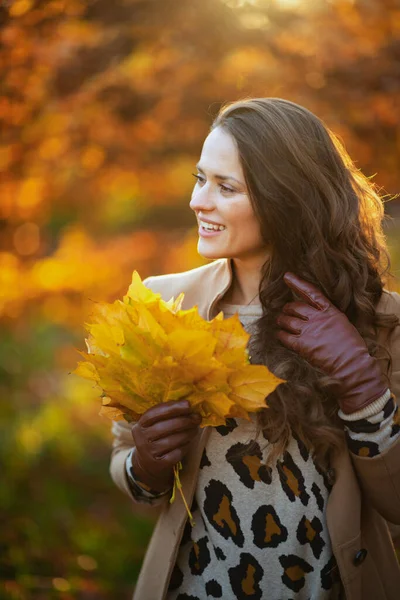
[198,217,225,227]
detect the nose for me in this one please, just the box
[189,181,215,213]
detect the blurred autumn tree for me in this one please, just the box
[1,0,399,598]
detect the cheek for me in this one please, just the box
[225,201,262,239]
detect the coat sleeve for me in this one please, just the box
[108,276,168,507]
[109,419,138,499]
[350,290,400,524]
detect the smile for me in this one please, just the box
[199,220,226,232]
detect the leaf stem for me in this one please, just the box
[170,462,195,527]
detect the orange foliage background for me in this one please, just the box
[1,1,399,598]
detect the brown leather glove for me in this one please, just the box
[130,399,202,493]
[276,272,388,414]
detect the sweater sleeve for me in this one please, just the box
[125,448,172,502]
[339,388,400,457]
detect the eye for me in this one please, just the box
[192,173,205,185]
[192,173,236,194]
[220,184,235,194]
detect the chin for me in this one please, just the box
[197,241,228,260]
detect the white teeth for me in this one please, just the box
[200,220,226,231]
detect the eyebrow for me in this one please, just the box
[196,164,245,187]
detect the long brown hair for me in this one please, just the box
[212,98,398,469]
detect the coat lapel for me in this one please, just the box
[133,422,212,600]
[326,447,362,599]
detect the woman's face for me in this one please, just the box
[190,126,267,262]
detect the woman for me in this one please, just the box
[110,98,400,600]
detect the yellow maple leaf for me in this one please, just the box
[74,270,285,424]
[124,271,161,304]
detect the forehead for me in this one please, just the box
[200,127,243,175]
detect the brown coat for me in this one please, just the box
[110,258,400,600]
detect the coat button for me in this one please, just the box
[353,549,368,566]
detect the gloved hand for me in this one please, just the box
[276,272,388,414]
[130,399,202,493]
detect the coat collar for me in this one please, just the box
[179,257,234,321]
[206,258,234,320]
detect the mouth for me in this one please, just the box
[199,219,227,233]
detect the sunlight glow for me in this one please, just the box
[223,0,307,8]
[272,0,304,7]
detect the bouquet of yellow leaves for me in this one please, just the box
[74,272,284,521]
[75,271,284,426]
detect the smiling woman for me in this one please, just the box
[190,127,271,305]
[110,98,400,600]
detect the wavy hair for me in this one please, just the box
[212,98,398,469]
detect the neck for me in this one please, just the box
[225,254,270,305]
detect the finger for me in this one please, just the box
[276,314,303,335]
[146,414,201,442]
[152,431,199,459]
[140,399,192,427]
[282,301,315,321]
[283,272,330,311]
[276,329,302,353]
[158,441,192,466]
